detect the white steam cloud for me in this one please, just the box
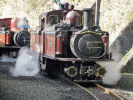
[10,47,40,77]
[2,5,11,18]
[96,50,122,85]
[97,61,121,85]
[99,46,133,85]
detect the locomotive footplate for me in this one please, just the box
[74,80,103,83]
[43,55,114,62]
[0,46,20,48]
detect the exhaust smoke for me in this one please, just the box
[97,50,122,85]
[97,61,121,85]
[10,47,40,77]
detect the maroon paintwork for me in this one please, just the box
[0,18,12,28]
[45,34,55,56]
[0,18,12,46]
[56,33,64,55]
[30,10,84,57]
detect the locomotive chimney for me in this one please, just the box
[83,8,92,30]
[94,0,101,27]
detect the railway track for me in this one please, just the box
[60,75,124,100]
[94,83,124,100]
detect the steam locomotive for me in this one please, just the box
[30,1,114,82]
[0,17,30,58]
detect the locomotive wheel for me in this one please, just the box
[46,60,59,78]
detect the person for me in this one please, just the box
[17,17,30,31]
[61,2,69,10]
[59,2,74,10]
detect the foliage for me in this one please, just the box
[111,22,116,30]
[121,12,124,15]
[126,10,133,21]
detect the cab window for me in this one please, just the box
[48,15,58,26]
[41,18,45,30]
[1,21,6,27]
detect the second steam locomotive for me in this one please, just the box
[30,1,114,82]
[0,17,30,58]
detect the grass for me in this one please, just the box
[126,10,133,21]
[121,12,124,15]
[111,22,116,30]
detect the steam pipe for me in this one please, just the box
[83,8,92,30]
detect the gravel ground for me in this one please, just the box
[103,73,133,100]
[0,64,95,100]
[0,62,133,100]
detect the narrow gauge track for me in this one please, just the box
[60,75,124,100]
[94,83,124,100]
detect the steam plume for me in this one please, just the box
[10,47,40,77]
[2,5,11,18]
[97,61,121,85]
[97,49,122,85]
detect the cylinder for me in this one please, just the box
[56,33,64,56]
[64,66,78,77]
[6,31,11,45]
[96,67,107,77]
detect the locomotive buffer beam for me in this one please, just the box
[74,80,102,83]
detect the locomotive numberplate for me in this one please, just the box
[87,41,101,50]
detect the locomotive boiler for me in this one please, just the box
[30,0,114,82]
[0,17,30,58]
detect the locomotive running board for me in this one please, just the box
[43,55,114,62]
[0,46,20,48]
[74,80,103,83]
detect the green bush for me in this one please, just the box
[126,10,133,21]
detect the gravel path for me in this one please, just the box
[103,74,133,100]
[0,64,95,100]
[0,63,133,100]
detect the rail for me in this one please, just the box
[94,83,124,100]
[59,75,124,100]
